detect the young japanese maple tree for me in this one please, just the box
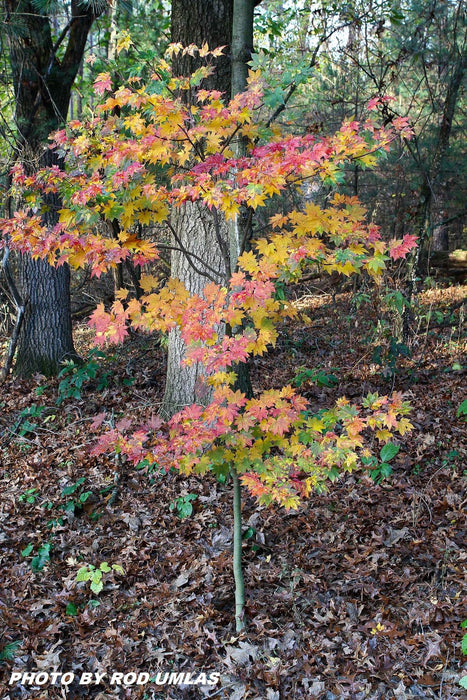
[1,46,417,632]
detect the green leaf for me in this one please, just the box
[462,632,467,655]
[379,463,393,479]
[21,543,34,557]
[90,579,103,595]
[112,564,124,575]
[327,466,340,482]
[76,566,91,582]
[65,603,78,616]
[100,562,111,573]
[380,442,400,463]
[31,545,51,571]
[177,499,194,519]
[459,675,467,689]
[242,527,255,541]
[62,477,85,496]
[264,87,285,109]
[0,640,22,661]
[457,400,467,418]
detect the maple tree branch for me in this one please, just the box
[211,207,232,281]
[165,220,222,284]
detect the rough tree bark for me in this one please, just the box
[162,206,228,416]
[414,45,466,275]
[4,0,102,376]
[160,0,234,419]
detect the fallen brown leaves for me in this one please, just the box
[0,286,466,699]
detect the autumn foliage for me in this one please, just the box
[0,45,417,509]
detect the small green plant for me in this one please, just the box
[61,477,92,511]
[363,441,400,484]
[136,458,162,476]
[57,349,110,404]
[21,541,52,571]
[457,400,467,420]
[461,620,467,654]
[65,602,79,616]
[384,289,410,316]
[15,404,47,436]
[45,478,93,527]
[442,450,460,469]
[460,621,467,689]
[293,366,338,389]
[75,562,124,594]
[169,493,197,519]
[372,336,410,378]
[18,487,39,504]
[0,640,22,661]
[352,290,372,310]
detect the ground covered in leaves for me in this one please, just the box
[0,284,466,699]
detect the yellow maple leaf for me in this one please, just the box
[238,250,258,274]
[58,208,75,226]
[68,248,86,268]
[221,198,241,221]
[199,42,210,57]
[116,31,133,55]
[269,213,289,229]
[137,209,152,225]
[397,418,413,436]
[140,275,159,293]
[376,429,393,442]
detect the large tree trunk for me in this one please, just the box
[415,45,466,275]
[4,0,100,376]
[14,257,74,376]
[161,205,228,418]
[160,0,234,418]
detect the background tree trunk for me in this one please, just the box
[161,205,228,418]
[160,0,233,418]
[415,46,466,275]
[5,0,101,376]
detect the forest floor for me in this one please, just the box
[0,282,466,700]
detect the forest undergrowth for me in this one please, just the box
[0,283,466,700]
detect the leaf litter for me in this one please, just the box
[0,285,466,699]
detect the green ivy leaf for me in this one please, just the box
[90,579,103,594]
[76,567,91,582]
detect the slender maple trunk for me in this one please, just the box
[227,0,261,634]
[4,0,101,376]
[231,467,246,632]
